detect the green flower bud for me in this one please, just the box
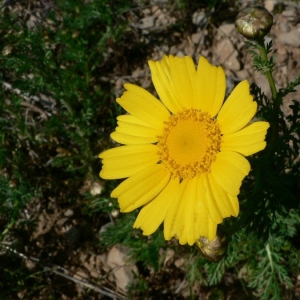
[196,229,228,262]
[235,6,273,40]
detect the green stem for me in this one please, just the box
[256,39,277,101]
[265,243,274,272]
[61,98,75,116]
[256,38,279,155]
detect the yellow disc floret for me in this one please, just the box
[157,109,222,179]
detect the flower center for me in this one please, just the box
[157,109,222,179]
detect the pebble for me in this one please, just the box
[279,29,300,47]
[218,23,235,37]
[215,39,240,71]
[106,244,138,291]
[264,0,275,12]
[137,16,155,29]
[191,32,203,44]
[64,209,74,217]
[282,9,295,18]
[26,15,37,29]
[90,182,103,196]
[235,69,250,81]
[279,22,291,33]
[192,11,207,26]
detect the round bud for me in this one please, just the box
[235,6,273,40]
[196,229,228,262]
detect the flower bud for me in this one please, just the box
[235,6,273,40]
[195,229,228,262]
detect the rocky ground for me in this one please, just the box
[2,0,300,299]
[113,0,300,115]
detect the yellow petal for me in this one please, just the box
[183,177,199,245]
[99,144,157,160]
[228,194,239,216]
[185,177,210,246]
[111,115,159,144]
[114,127,158,143]
[198,174,223,224]
[117,84,170,129]
[179,229,188,245]
[194,56,226,117]
[170,178,203,245]
[193,182,219,242]
[207,174,239,218]
[171,183,187,243]
[134,178,179,235]
[194,199,202,240]
[116,114,161,137]
[111,165,170,212]
[221,121,270,155]
[211,151,251,196]
[173,178,199,245]
[99,145,159,179]
[111,131,157,144]
[164,179,187,241]
[217,80,257,134]
[198,204,218,241]
[165,176,223,244]
[167,56,196,108]
[117,114,153,126]
[149,57,181,113]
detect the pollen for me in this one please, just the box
[157,109,222,179]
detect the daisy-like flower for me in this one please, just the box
[99,55,269,246]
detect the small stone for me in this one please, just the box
[137,16,155,29]
[174,257,184,268]
[279,23,290,33]
[90,182,103,196]
[176,51,185,57]
[218,23,235,36]
[253,72,271,96]
[106,244,138,291]
[163,249,175,267]
[282,9,294,18]
[64,209,74,217]
[226,77,235,95]
[25,259,36,270]
[142,8,151,15]
[157,12,168,25]
[191,32,202,44]
[276,46,288,64]
[57,217,68,227]
[111,209,119,218]
[74,269,89,280]
[99,222,113,234]
[279,29,300,47]
[281,65,287,77]
[264,0,275,12]
[192,11,207,26]
[216,39,240,71]
[235,69,250,80]
[2,45,13,56]
[26,15,37,29]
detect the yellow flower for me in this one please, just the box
[99,55,269,246]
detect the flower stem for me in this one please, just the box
[265,243,274,272]
[256,39,277,101]
[256,38,279,155]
